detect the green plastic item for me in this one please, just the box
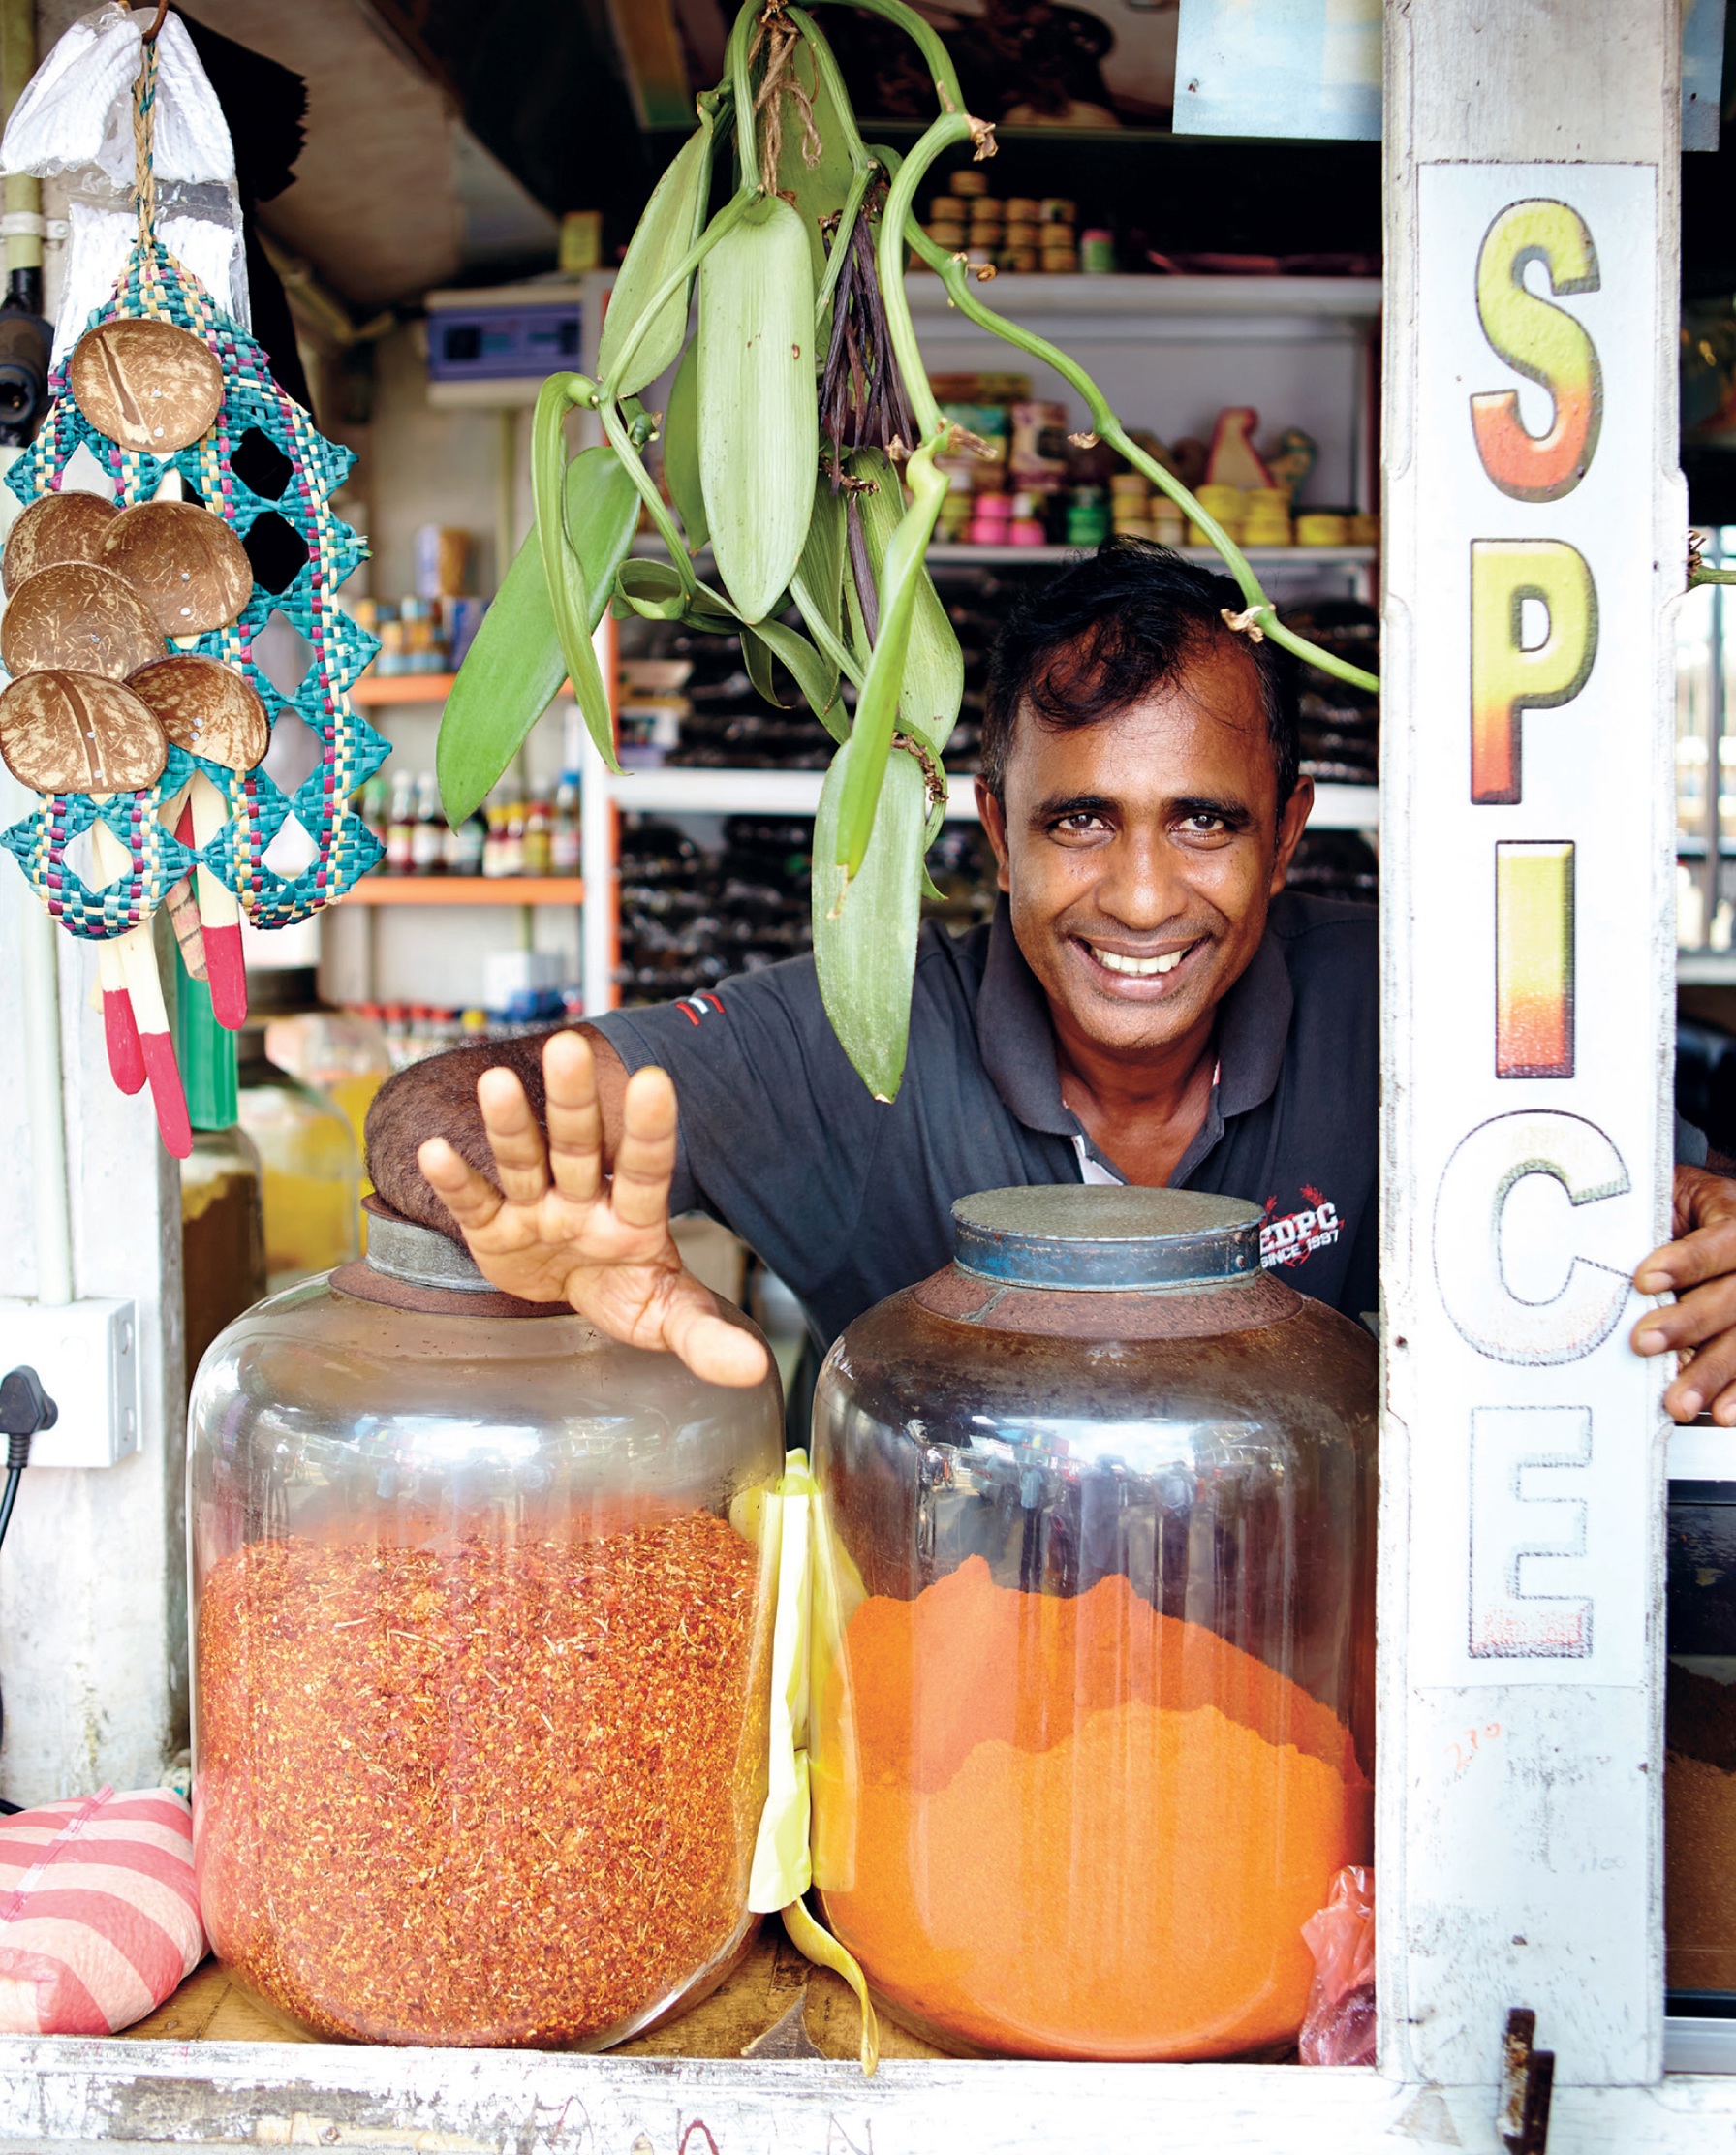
[176,952,238,1133]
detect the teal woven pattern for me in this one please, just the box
[3,234,387,937]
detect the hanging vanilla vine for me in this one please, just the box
[437,0,1380,1101]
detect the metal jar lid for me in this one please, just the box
[951,1186,1263,1293]
[363,1203,496,1294]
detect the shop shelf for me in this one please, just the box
[626,537,1377,572]
[927,542,1377,568]
[352,673,459,706]
[604,766,1378,831]
[340,876,584,905]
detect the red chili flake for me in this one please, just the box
[195,1511,767,2046]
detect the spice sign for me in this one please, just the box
[1400,164,1669,1694]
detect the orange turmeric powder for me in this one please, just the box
[814,1555,1371,2061]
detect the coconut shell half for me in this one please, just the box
[102,501,254,636]
[2,491,119,594]
[1,562,165,680]
[68,317,224,455]
[129,654,269,771]
[0,670,169,796]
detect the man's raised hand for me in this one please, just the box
[416,1029,768,1388]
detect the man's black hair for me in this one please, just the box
[980,539,1301,809]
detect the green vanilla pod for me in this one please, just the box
[813,737,926,1100]
[835,439,948,875]
[844,447,963,753]
[698,195,820,623]
[598,119,715,397]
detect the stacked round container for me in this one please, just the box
[809,1187,1376,2061]
[188,1202,784,2046]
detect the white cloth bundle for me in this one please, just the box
[0,2,247,359]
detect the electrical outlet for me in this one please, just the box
[0,1298,140,1467]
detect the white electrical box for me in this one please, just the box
[0,1298,140,1467]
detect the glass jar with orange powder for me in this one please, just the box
[809,1186,1376,2062]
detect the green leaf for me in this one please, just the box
[752,614,846,742]
[698,196,819,623]
[565,444,640,609]
[617,557,692,620]
[436,527,560,825]
[798,472,846,650]
[437,445,637,824]
[534,376,620,775]
[835,443,947,874]
[741,625,788,707]
[812,738,926,1100]
[598,120,714,397]
[664,338,708,550]
[776,9,860,300]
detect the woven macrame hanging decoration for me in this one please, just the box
[0,34,385,1154]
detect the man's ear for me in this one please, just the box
[1270,775,1315,895]
[975,778,1012,891]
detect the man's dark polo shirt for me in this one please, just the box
[591,890,1378,1348]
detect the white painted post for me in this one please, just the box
[1380,0,1682,2090]
[0,828,186,1803]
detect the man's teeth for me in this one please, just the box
[1091,943,1190,977]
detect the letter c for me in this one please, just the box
[1434,1111,1630,1364]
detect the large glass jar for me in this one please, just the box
[809,1187,1376,2063]
[188,1203,784,2047]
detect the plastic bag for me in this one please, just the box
[0,3,246,359]
[1298,1863,1376,2066]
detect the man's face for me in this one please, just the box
[976,637,1313,1062]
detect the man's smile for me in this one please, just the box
[1073,933,1210,990]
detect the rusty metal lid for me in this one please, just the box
[951,1186,1263,1292]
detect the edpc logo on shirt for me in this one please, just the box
[1260,1186,1342,1268]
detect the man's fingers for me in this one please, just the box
[610,1065,679,1232]
[477,1066,550,1207]
[1634,1273,1736,1357]
[417,1137,505,1232]
[1664,1326,1736,1423]
[542,1029,604,1204]
[662,1288,771,1389]
[1635,1220,1736,1298]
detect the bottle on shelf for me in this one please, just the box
[444,802,486,877]
[385,770,415,875]
[411,771,446,875]
[551,771,581,876]
[498,779,526,879]
[523,795,553,878]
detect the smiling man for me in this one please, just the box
[367,541,1736,1419]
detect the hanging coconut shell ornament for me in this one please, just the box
[0,669,168,794]
[1,560,164,678]
[68,315,224,453]
[101,500,252,635]
[128,652,267,770]
[2,490,118,591]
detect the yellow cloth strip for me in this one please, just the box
[782,1895,881,2077]
[744,1449,881,2075]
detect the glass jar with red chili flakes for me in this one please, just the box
[188,1200,784,2048]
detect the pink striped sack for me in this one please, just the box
[0,1787,206,2034]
